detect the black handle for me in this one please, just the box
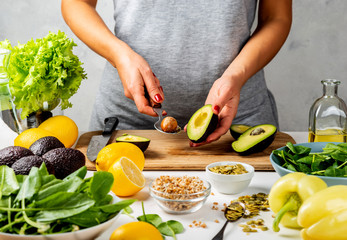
[103,116,119,135]
[212,220,229,240]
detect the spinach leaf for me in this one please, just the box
[0,165,19,198]
[137,213,163,227]
[33,192,95,221]
[89,171,113,203]
[36,176,83,201]
[15,167,41,203]
[64,166,87,181]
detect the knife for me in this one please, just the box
[86,116,119,161]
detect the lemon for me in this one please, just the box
[14,128,54,149]
[108,156,145,197]
[110,221,163,240]
[38,115,78,148]
[96,142,145,172]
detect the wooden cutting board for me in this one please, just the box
[75,130,295,171]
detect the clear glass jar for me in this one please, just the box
[0,49,23,134]
[308,79,347,142]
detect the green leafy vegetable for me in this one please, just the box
[137,202,184,240]
[273,142,347,177]
[0,164,135,235]
[0,31,87,118]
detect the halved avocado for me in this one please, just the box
[232,124,277,155]
[116,134,150,152]
[187,104,218,143]
[229,124,251,140]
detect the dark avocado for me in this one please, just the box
[29,136,65,156]
[229,124,251,140]
[43,148,85,179]
[187,104,218,143]
[11,155,55,175]
[0,146,34,167]
[116,134,150,152]
[232,124,277,155]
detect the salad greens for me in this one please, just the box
[0,31,87,119]
[272,142,347,177]
[138,202,184,240]
[0,164,135,235]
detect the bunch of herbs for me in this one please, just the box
[272,142,347,177]
[0,164,135,235]
[137,202,184,240]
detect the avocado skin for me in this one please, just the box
[116,135,150,152]
[229,124,251,140]
[232,124,277,155]
[11,155,55,175]
[29,136,65,156]
[0,146,34,167]
[43,148,85,179]
[190,114,218,143]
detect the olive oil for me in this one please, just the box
[308,129,347,142]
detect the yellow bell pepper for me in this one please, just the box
[297,185,347,240]
[268,172,327,232]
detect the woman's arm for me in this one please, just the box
[191,0,292,147]
[61,0,163,116]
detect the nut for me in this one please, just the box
[161,116,178,132]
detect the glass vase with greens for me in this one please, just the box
[0,31,87,128]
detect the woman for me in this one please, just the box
[61,0,292,146]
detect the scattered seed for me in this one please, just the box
[209,164,248,175]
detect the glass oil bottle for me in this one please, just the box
[308,79,347,142]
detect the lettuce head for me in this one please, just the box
[1,31,87,119]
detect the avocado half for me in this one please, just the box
[229,124,251,140]
[116,134,150,152]
[232,124,277,155]
[187,104,218,143]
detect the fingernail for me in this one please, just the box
[154,94,162,102]
[153,72,156,77]
[159,86,163,92]
[213,105,220,114]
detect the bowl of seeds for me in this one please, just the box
[206,161,254,194]
[149,175,211,214]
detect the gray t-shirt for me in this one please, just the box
[89,0,278,130]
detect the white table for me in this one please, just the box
[95,132,307,240]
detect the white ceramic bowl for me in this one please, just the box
[0,196,121,240]
[205,161,254,194]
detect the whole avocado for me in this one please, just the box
[0,146,34,167]
[29,136,65,156]
[11,155,55,175]
[43,148,85,179]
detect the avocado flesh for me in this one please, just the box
[187,105,218,143]
[232,124,277,155]
[229,124,251,140]
[116,134,150,152]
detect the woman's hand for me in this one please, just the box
[114,42,164,117]
[188,74,242,147]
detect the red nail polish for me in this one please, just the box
[153,72,156,77]
[213,105,220,113]
[154,94,162,102]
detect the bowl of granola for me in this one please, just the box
[149,175,211,214]
[206,161,254,194]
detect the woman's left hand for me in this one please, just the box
[186,74,243,147]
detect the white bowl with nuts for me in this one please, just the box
[149,175,211,214]
[205,161,254,194]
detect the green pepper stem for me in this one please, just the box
[272,195,300,232]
